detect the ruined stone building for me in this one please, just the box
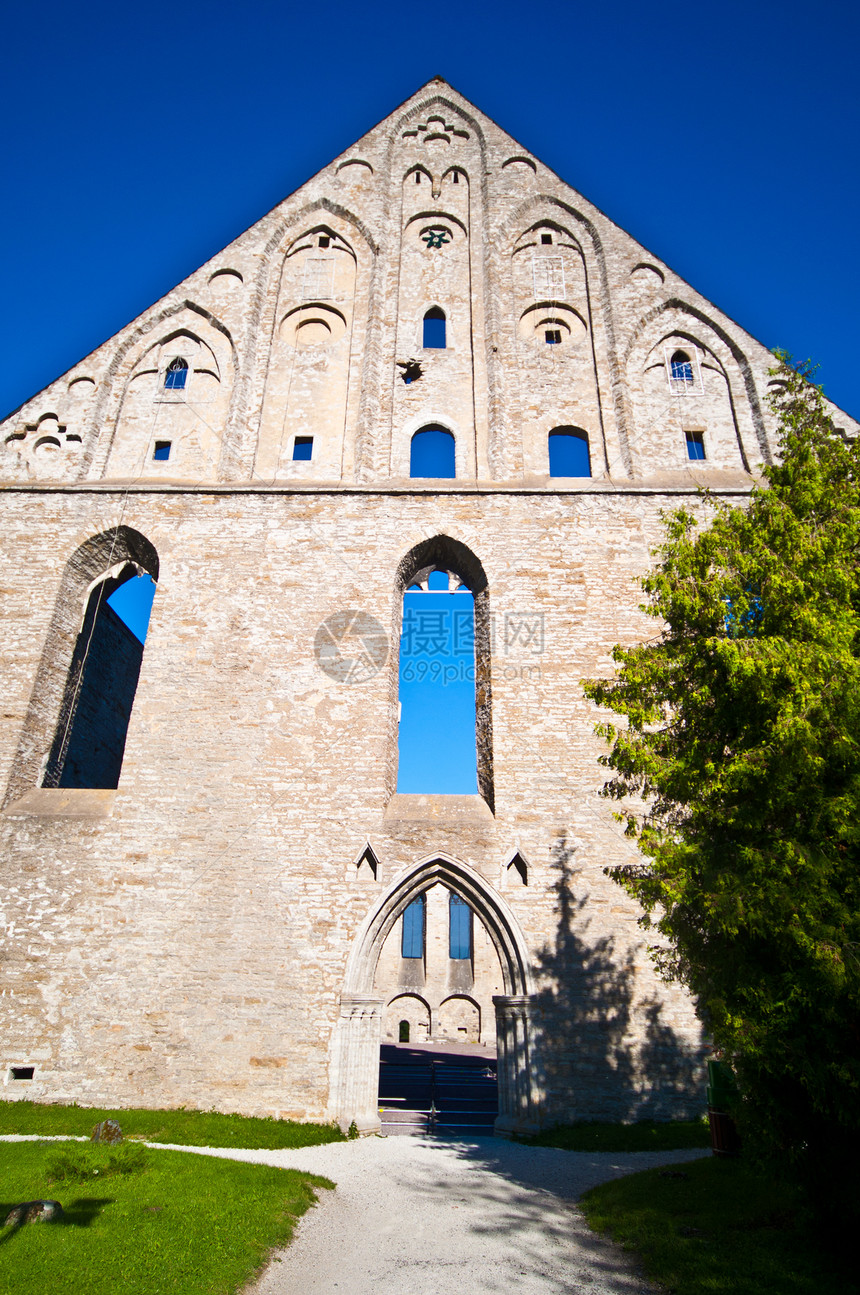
[2,80,855,1132]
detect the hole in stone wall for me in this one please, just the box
[10,1066,34,1080]
[398,360,424,385]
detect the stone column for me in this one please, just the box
[328,994,384,1134]
[493,994,541,1135]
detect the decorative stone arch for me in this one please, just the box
[4,526,159,806]
[85,301,237,481]
[623,299,772,467]
[493,194,628,478]
[235,198,378,482]
[328,854,541,1134]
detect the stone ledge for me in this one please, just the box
[3,789,117,819]
[384,793,494,824]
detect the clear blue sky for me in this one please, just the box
[1,0,858,422]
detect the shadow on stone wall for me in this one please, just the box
[530,833,706,1122]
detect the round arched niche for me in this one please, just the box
[209,268,244,288]
[518,302,587,348]
[631,262,665,285]
[279,303,347,347]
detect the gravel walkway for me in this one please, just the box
[161,1135,707,1295]
[1,1132,707,1291]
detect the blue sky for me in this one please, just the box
[1,0,858,422]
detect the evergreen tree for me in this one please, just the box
[584,357,860,1217]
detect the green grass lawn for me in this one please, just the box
[0,1101,345,1149]
[523,1118,711,1153]
[0,1139,332,1295]
[581,1155,858,1295]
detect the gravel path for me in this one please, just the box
[159,1136,707,1295]
[1,1132,707,1291]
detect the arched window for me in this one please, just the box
[548,427,591,477]
[670,350,694,383]
[410,426,455,479]
[164,357,188,390]
[401,896,426,959]
[395,536,494,809]
[449,893,472,960]
[44,565,157,789]
[423,307,446,349]
[397,567,477,795]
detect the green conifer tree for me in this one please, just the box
[584,356,860,1219]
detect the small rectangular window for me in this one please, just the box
[685,430,706,461]
[293,436,313,461]
[545,329,561,345]
[415,172,421,184]
[318,235,330,248]
[541,233,553,245]
[452,172,459,184]
[10,1066,34,1080]
[153,441,171,461]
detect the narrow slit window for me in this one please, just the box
[153,441,171,461]
[415,172,421,184]
[449,893,472,960]
[452,171,459,184]
[164,357,188,390]
[423,307,446,349]
[685,430,706,461]
[293,436,313,461]
[401,896,425,959]
[548,427,591,477]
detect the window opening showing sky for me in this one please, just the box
[410,427,455,478]
[107,573,156,644]
[397,573,477,794]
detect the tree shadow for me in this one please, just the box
[0,1197,113,1244]
[530,832,706,1124]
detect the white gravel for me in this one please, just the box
[1,1131,708,1292]
[168,1136,707,1295]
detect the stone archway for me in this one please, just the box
[328,853,542,1134]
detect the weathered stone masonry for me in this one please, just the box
[1,80,855,1131]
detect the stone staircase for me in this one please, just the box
[378,1043,498,1136]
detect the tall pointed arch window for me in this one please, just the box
[164,357,188,390]
[548,427,591,477]
[410,426,455,478]
[423,307,446,349]
[44,562,157,789]
[449,893,472,960]
[401,895,426,959]
[397,568,476,794]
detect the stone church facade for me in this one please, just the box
[2,80,854,1132]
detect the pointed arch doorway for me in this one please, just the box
[328,854,542,1135]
